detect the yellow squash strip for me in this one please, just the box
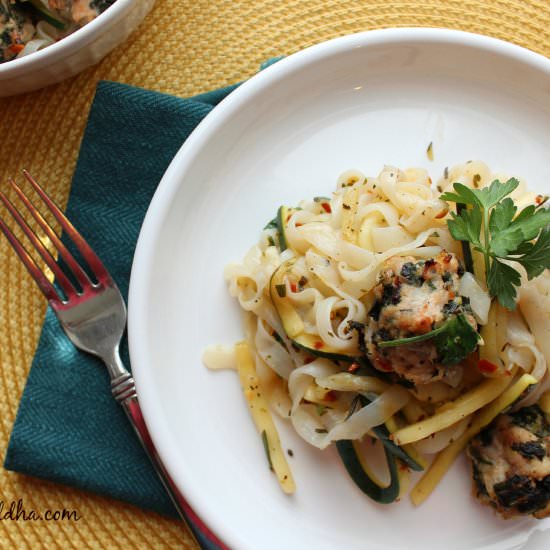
[479,301,500,367]
[235,341,296,494]
[410,371,537,506]
[384,414,428,471]
[401,399,429,424]
[494,303,508,370]
[391,367,518,446]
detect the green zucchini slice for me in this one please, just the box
[25,0,67,29]
[276,205,295,252]
[336,439,401,504]
[336,395,424,503]
[357,395,424,471]
[456,203,475,274]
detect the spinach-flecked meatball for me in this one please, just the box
[365,251,477,386]
[47,0,115,26]
[468,405,550,519]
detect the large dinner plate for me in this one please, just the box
[129,29,550,550]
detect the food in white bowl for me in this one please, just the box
[0,0,116,63]
[0,0,155,96]
[129,28,550,550]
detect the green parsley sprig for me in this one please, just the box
[378,314,479,365]
[441,178,550,310]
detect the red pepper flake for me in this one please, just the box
[290,282,298,293]
[314,341,324,350]
[377,358,393,372]
[9,43,24,54]
[347,362,360,373]
[478,359,498,374]
[295,222,303,227]
[535,194,546,205]
[324,390,337,402]
[415,317,432,333]
[321,202,332,213]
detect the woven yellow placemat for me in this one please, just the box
[0,0,549,547]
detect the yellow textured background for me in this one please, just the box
[0,0,549,547]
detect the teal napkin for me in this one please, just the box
[3,78,244,544]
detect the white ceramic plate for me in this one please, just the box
[129,29,550,550]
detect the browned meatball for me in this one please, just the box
[365,251,477,386]
[48,0,114,26]
[468,405,550,519]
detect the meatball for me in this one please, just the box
[47,0,114,26]
[468,405,550,519]
[0,0,35,62]
[365,251,477,386]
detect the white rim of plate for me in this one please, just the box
[128,27,550,549]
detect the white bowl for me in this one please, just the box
[129,28,550,550]
[0,0,156,97]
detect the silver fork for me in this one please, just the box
[0,171,226,550]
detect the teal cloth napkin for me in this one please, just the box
[3,78,247,542]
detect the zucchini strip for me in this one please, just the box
[391,367,518,446]
[235,342,295,494]
[336,439,401,504]
[276,206,291,251]
[456,203,475,274]
[479,301,501,368]
[353,395,424,472]
[410,371,537,505]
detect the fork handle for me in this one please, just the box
[111,373,228,550]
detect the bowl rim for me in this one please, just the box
[0,0,133,76]
[128,27,550,548]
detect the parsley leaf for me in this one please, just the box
[489,198,516,234]
[515,226,550,279]
[487,260,520,311]
[477,177,520,208]
[433,314,480,365]
[446,206,482,246]
[441,178,550,310]
[377,314,479,365]
[441,183,482,208]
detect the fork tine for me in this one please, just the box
[22,170,111,285]
[0,188,79,298]
[0,217,61,305]
[10,176,91,289]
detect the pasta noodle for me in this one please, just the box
[204,161,550,514]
